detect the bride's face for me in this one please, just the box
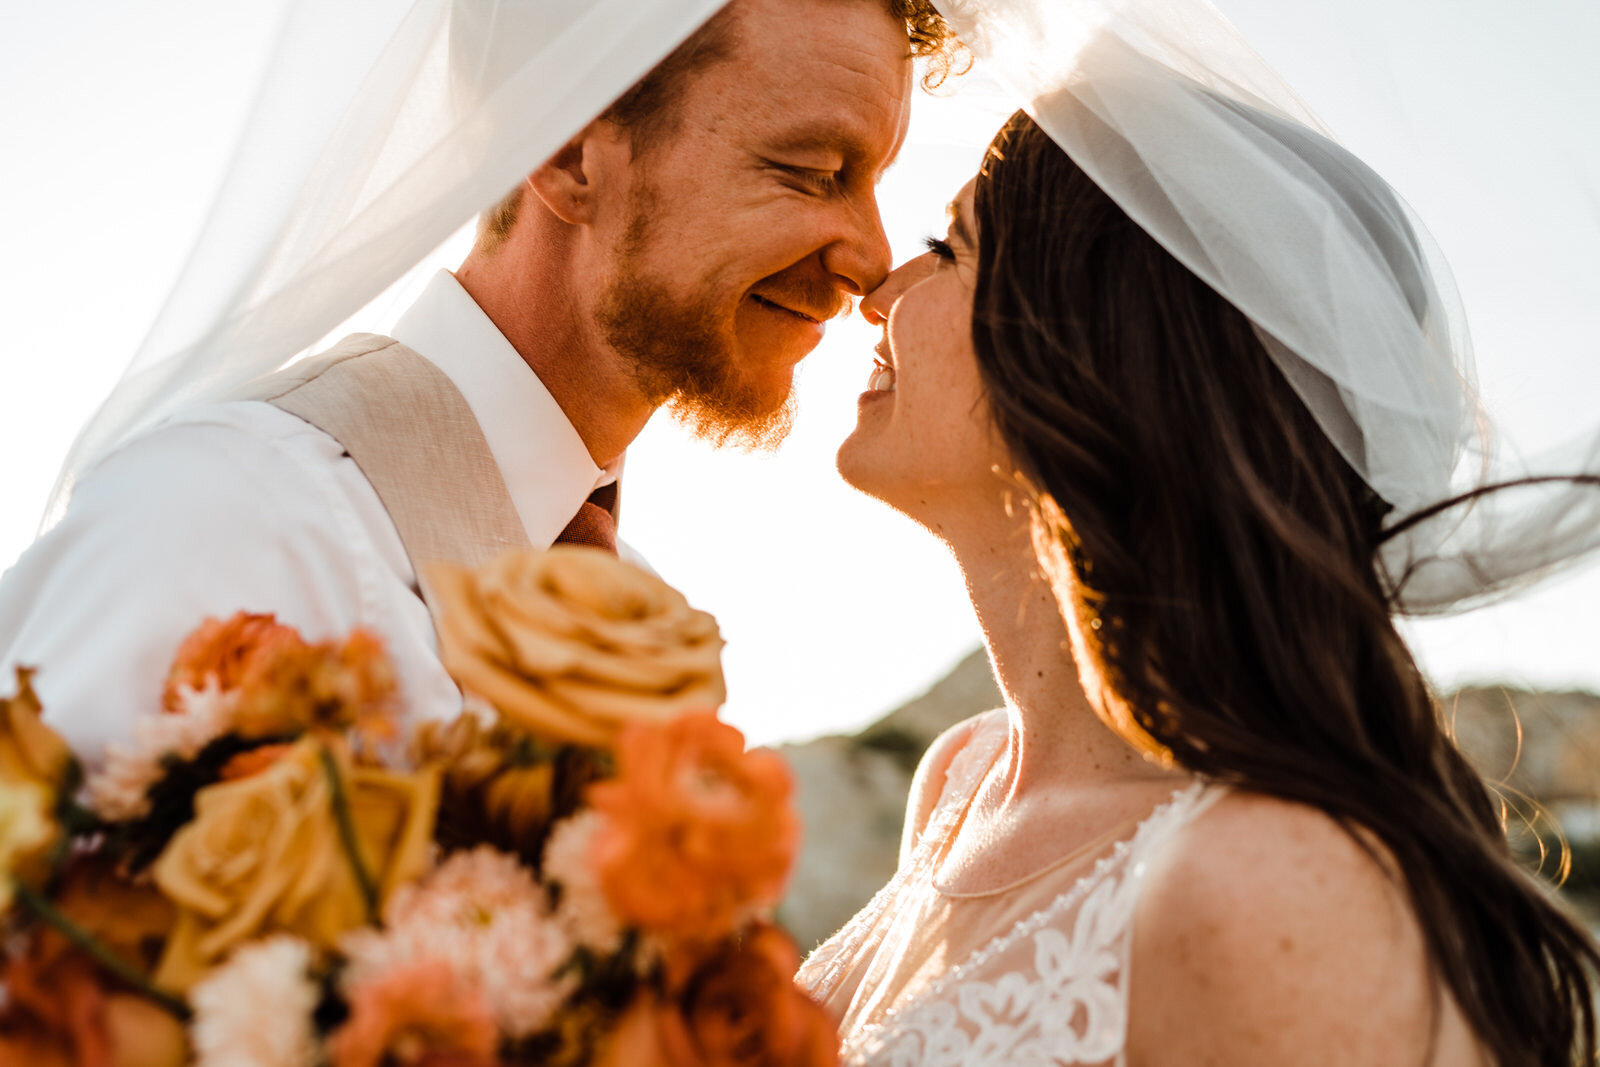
[837,179,1012,522]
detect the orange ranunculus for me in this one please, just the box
[232,628,399,742]
[598,924,839,1067]
[0,926,185,1067]
[1,666,75,794]
[1,868,187,1067]
[164,613,398,741]
[0,934,112,1067]
[328,959,498,1067]
[163,612,301,712]
[586,712,799,944]
[151,738,437,992]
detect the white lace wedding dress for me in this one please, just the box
[797,712,1221,1067]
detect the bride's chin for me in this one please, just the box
[835,433,870,490]
[835,430,887,496]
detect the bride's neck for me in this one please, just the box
[942,505,1154,794]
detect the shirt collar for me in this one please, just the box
[390,270,616,548]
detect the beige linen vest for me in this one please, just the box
[251,333,530,633]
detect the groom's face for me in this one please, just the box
[593,0,914,447]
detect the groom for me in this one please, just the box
[0,0,948,759]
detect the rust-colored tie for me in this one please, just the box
[554,482,618,555]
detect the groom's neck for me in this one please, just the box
[456,241,654,469]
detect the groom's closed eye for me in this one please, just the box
[768,161,844,196]
[923,236,955,260]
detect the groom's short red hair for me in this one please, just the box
[476,0,958,254]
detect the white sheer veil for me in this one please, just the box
[44,0,729,530]
[41,0,1600,620]
[931,0,1600,614]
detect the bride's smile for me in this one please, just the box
[837,180,1008,519]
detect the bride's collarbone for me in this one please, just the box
[933,774,1192,897]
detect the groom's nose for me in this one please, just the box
[859,254,939,326]
[819,195,893,297]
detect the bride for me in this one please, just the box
[800,90,1599,1067]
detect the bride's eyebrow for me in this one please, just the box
[946,201,974,247]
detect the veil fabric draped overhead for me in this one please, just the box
[45,0,729,529]
[930,0,1600,613]
[44,0,1600,617]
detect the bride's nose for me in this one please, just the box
[858,256,938,326]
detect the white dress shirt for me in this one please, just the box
[0,271,617,764]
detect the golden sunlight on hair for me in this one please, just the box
[1027,492,1176,766]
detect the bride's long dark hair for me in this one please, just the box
[970,110,1600,1064]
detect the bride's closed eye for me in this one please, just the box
[923,235,955,261]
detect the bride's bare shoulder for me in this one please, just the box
[899,710,1003,861]
[1124,790,1482,1066]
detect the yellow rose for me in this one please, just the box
[150,739,437,991]
[428,547,727,748]
[1,667,74,796]
[0,780,54,912]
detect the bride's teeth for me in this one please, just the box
[869,366,896,392]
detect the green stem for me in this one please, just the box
[318,744,380,922]
[14,881,191,1021]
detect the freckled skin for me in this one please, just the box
[842,169,1488,1065]
[458,0,915,467]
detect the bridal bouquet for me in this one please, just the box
[0,546,837,1067]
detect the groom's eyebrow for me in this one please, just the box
[766,120,893,170]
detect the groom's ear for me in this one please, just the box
[525,120,630,226]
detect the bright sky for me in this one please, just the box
[1,0,1596,746]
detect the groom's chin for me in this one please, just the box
[671,386,797,452]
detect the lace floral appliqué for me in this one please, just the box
[839,782,1205,1067]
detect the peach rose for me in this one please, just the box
[150,739,437,992]
[428,548,726,748]
[587,712,799,944]
[1,667,74,797]
[598,925,839,1067]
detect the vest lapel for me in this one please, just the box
[252,333,530,629]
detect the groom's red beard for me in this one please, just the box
[597,222,798,452]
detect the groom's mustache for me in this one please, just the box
[750,276,852,324]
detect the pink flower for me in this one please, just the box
[87,686,231,820]
[329,959,497,1067]
[542,812,624,955]
[341,848,573,1039]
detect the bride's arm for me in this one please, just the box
[1122,791,1481,1066]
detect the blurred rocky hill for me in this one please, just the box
[777,648,1600,951]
